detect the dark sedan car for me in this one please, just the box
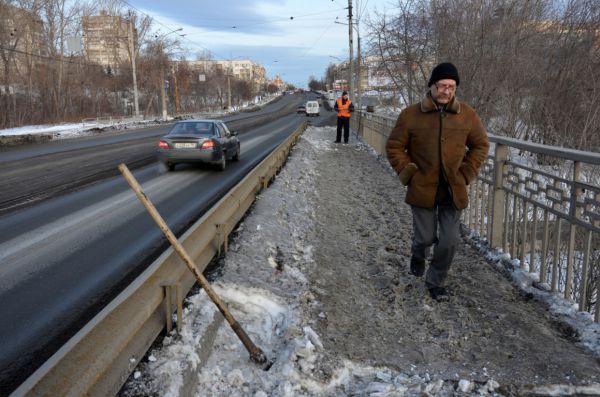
[157,120,240,171]
[296,105,306,114]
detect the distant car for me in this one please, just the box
[157,120,240,172]
[305,101,320,117]
[296,105,306,114]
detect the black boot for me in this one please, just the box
[409,257,425,277]
[428,286,450,302]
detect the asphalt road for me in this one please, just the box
[0,94,300,215]
[0,92,334,395]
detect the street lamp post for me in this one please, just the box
[227,70,232,110]
[348,0,353,102]
[155,28,182,120]
[127,12,140,118]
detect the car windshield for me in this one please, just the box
[169,122,214,136]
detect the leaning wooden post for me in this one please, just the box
[118,164,271,369]
[490,143,508,248]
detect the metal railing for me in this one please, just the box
[351,112,600,321]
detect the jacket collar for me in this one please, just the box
[420,92,460,114]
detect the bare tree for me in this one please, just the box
[308,75,326,91]
[324,63,337,89]
[365,0,432,106]
[364,0,600,150]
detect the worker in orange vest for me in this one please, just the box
[334,91,355,143]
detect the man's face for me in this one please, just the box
[430,78,456,104]
[342,94,348,100]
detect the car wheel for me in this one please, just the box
[232,144,240,161]
[217,152,226,171]
[161,162,175,172]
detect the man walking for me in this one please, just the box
[386,62,489,301]
[334,91,354,143]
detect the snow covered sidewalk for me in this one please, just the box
[120,126,600,397]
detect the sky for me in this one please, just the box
[122,0,393,88]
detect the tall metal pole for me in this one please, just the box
[156,28,182,120]
[161,45,167,120]
[227,71,232,110]
[172,62,180,114]
[357,28,362,111]
[348,0,353,100]
[128,13,139,117]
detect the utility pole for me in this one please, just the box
[155,28,182,120]
[227,69,232,110]
[172,63,180,114]
[357,28,362,111]
[161,50,167,120]
[348,0,353,100]
[128,12,139,117]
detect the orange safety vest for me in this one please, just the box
[336,98,352,118]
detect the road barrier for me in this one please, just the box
[11,121,308,397]
[351,111,600,321]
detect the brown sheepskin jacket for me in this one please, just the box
[386,93,489,210]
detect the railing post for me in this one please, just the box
[490,144,508,248]
[565,161,582,300]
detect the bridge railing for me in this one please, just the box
[351,111,600,321]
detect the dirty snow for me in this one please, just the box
[0,118,170,139]
[120,126,600,397]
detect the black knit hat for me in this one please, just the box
[428,62,460,87]
[342,91,348,95]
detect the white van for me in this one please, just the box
[305,101,320,117]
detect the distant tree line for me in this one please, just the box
[308,75,327,91]
[364,0,600,151]
[0,0,268,129]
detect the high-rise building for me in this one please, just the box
[82,12,136,71]
[0,4,46,84]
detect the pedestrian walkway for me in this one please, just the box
[121,125,600,397]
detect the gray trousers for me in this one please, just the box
[411,205,462,288]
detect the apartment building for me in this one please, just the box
[186,59,267,91]
[0,3,46,85]
[82,12,136,71]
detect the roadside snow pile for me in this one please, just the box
[0,123,94,137]
[0,119,166,147]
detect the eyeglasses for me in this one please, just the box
[434,83,456,93]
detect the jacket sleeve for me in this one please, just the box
[349,102,355,112]
[334,101,339,111]
[459,112,490,184]
[386,111,416,185]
